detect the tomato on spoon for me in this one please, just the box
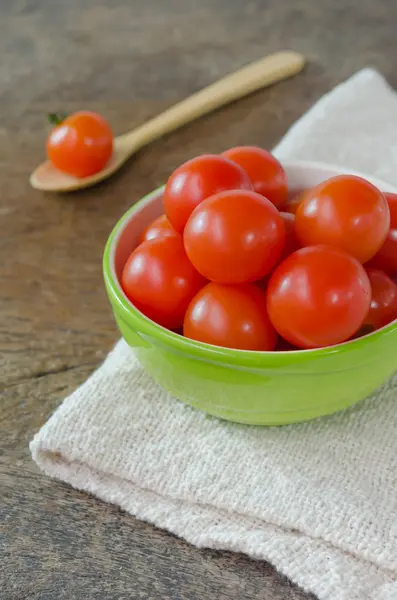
[46,110,113,178]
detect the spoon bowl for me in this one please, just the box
[30,136,132,192]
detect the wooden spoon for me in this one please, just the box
[30,51,305,192]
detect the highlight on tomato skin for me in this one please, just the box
[295,175,390,264]
[163,154,253,233]
[46,110,113,178]
[183,282,278,351]
[183,189,286,284]
[121,236,206,330]
[363,269,397,330]
[222,146,288,209]
[365,192,397,277]
[266,245,371,349]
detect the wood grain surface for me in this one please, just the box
[2,0,397,598]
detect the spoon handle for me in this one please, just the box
[118,51,305,153]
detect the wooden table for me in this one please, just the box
[2,1,396,598]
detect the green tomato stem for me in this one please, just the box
[47,112,68,126]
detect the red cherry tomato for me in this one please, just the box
[184,282,277,350]
[46,111,113,178]
[121,236,205,329]
[139,214,178,244]
[364,269,397,330]
[267,245,371,349]
[163,154,252,233]
[222,146,288,209]
[280,212,299,259]
[295,175,390,263]
[366,192,397,276]
[183,190,285,284]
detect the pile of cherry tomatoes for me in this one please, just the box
[121,147,397,351]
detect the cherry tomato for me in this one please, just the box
[222,146,288,209]
[366,192,397,276]
[46,111,113,178]
[163,154,252,233]
[267,246,371,349]
[121,236,205,329]
[284,189,309,215]
[139,214,178,244]
[280,212,299,259]
[184,282,277,350]
[295,175,390,263]
[183,190,285,284]
[363,269,397,330]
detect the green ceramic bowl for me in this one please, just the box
[103,160,397,425]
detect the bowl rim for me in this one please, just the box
[103,159,397,367]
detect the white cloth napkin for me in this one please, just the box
[31,68,397,600]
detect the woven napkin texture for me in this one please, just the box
[31,68,397,600]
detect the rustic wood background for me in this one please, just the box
[2,0,397,598]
